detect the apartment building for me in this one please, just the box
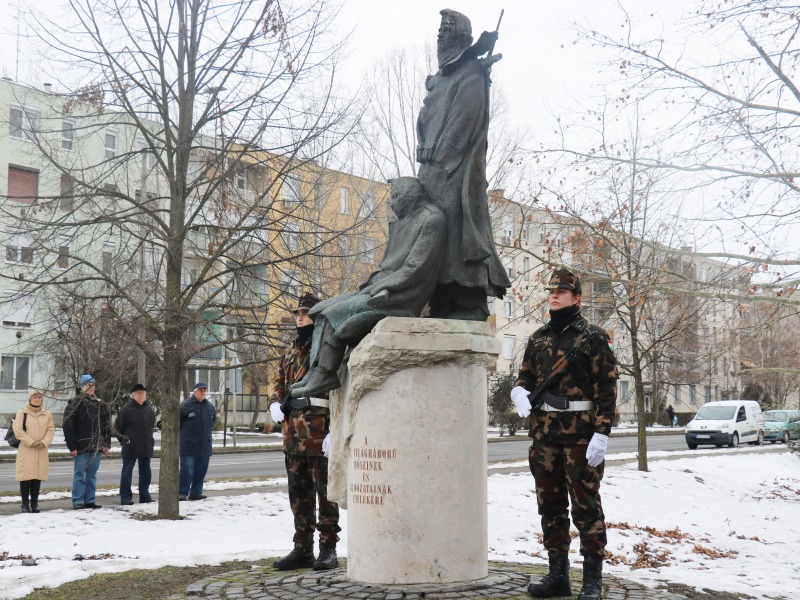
[0,78,388,424]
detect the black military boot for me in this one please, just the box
[528,550,571,597]
[273,544,315,571]
[577,554,603,600]
[313,543,339,571]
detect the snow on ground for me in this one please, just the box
[0,452,797,599]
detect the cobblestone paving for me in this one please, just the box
[169,562,700,600]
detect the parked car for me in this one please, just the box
[762,410,800,444]
[685,400,765,449]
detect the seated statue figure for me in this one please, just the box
[290,176,445,397]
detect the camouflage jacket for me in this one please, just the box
[516,313,617,444]
[269,336,329,457]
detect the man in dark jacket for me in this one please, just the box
[63,374,112,510]
[179,382,216,501]
[115,383,156,505]
[511,269,617,600]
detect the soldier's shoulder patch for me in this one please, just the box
[531,336,548,345]
[607,339,615,352]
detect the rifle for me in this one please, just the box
[528,329,599,411]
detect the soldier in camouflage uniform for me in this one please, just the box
[511,269,617,600]
[268,292,340,571]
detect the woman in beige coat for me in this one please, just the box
[14,389,55,513]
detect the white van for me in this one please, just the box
[684,400,765,449]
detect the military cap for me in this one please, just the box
[544,268,582,295]
[293,292,320,314]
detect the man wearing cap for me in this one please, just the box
[511,268,617,600]
[63,374,112,509]
[268,292,340,571]
[115,384,156,505]
[179,382,216,501]
[415,9,511,320]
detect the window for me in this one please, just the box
[503,257,514,279]
[234,169,247,192]
[502,334,516,359]
[102,183,118,214]
[62,119,76,150]
[60,174,75,211]
[57,241,70,269]
[339,187,349,214]
[183,266,198,289]
[7,166,39,204]
[280,270,300,298]
[281,221,300,252]
[523,296,532,318]
[619,380,629,404]
[674,384,681,405]
[5,233,34,264]
[360,191,376,216]
[105,130,117,159]
[9,106,39,142]
[704,386,711,403]
[282,174,301,207]
[523,257,530,281]
[102,243,115,274]
[359,237,376,263]
[503,297,513,318]
[2,293,34,328]
[690,384,696,404]
[0,355,30,390]
[501,215,513,243]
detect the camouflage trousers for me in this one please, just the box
[528,441,607,556]
[285,453,341,547]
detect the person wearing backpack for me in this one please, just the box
[14,389,55,513]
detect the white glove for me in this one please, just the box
[269,402,284,423]
[586,433,609,467]
[510,386,532,418]
[322,433,330,457]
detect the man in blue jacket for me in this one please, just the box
[63,374,112,509]
[179,383,216,501]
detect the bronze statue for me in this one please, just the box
[416,9,511,321]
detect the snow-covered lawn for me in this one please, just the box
[0,452,796,599]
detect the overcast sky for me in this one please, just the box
[0,0,696,133]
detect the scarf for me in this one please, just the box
[296,324,314,344]
[548,304,581,333]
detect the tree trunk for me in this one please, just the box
[628,306,649,472]
[158,343,183,519]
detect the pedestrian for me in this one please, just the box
[115,383,156,505]
[179,382,216,501]
[14,389,55,513]
[63,374,112,510]
[667,405,677,428]
[269,292,340,571]
[510,268,618,600]
[415,9,511,320]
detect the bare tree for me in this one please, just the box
[562,0,800,294]
[1,0,362,519]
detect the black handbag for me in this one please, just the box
[5,413,27,448]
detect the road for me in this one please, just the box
[0,433,693,493]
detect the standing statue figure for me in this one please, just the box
[416,9,511,321]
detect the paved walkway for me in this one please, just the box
[167,561,739,600]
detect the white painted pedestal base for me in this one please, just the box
[335,318,500,585]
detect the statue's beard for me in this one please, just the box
[437,40,465,68]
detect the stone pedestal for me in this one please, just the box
[335,317,500,585]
